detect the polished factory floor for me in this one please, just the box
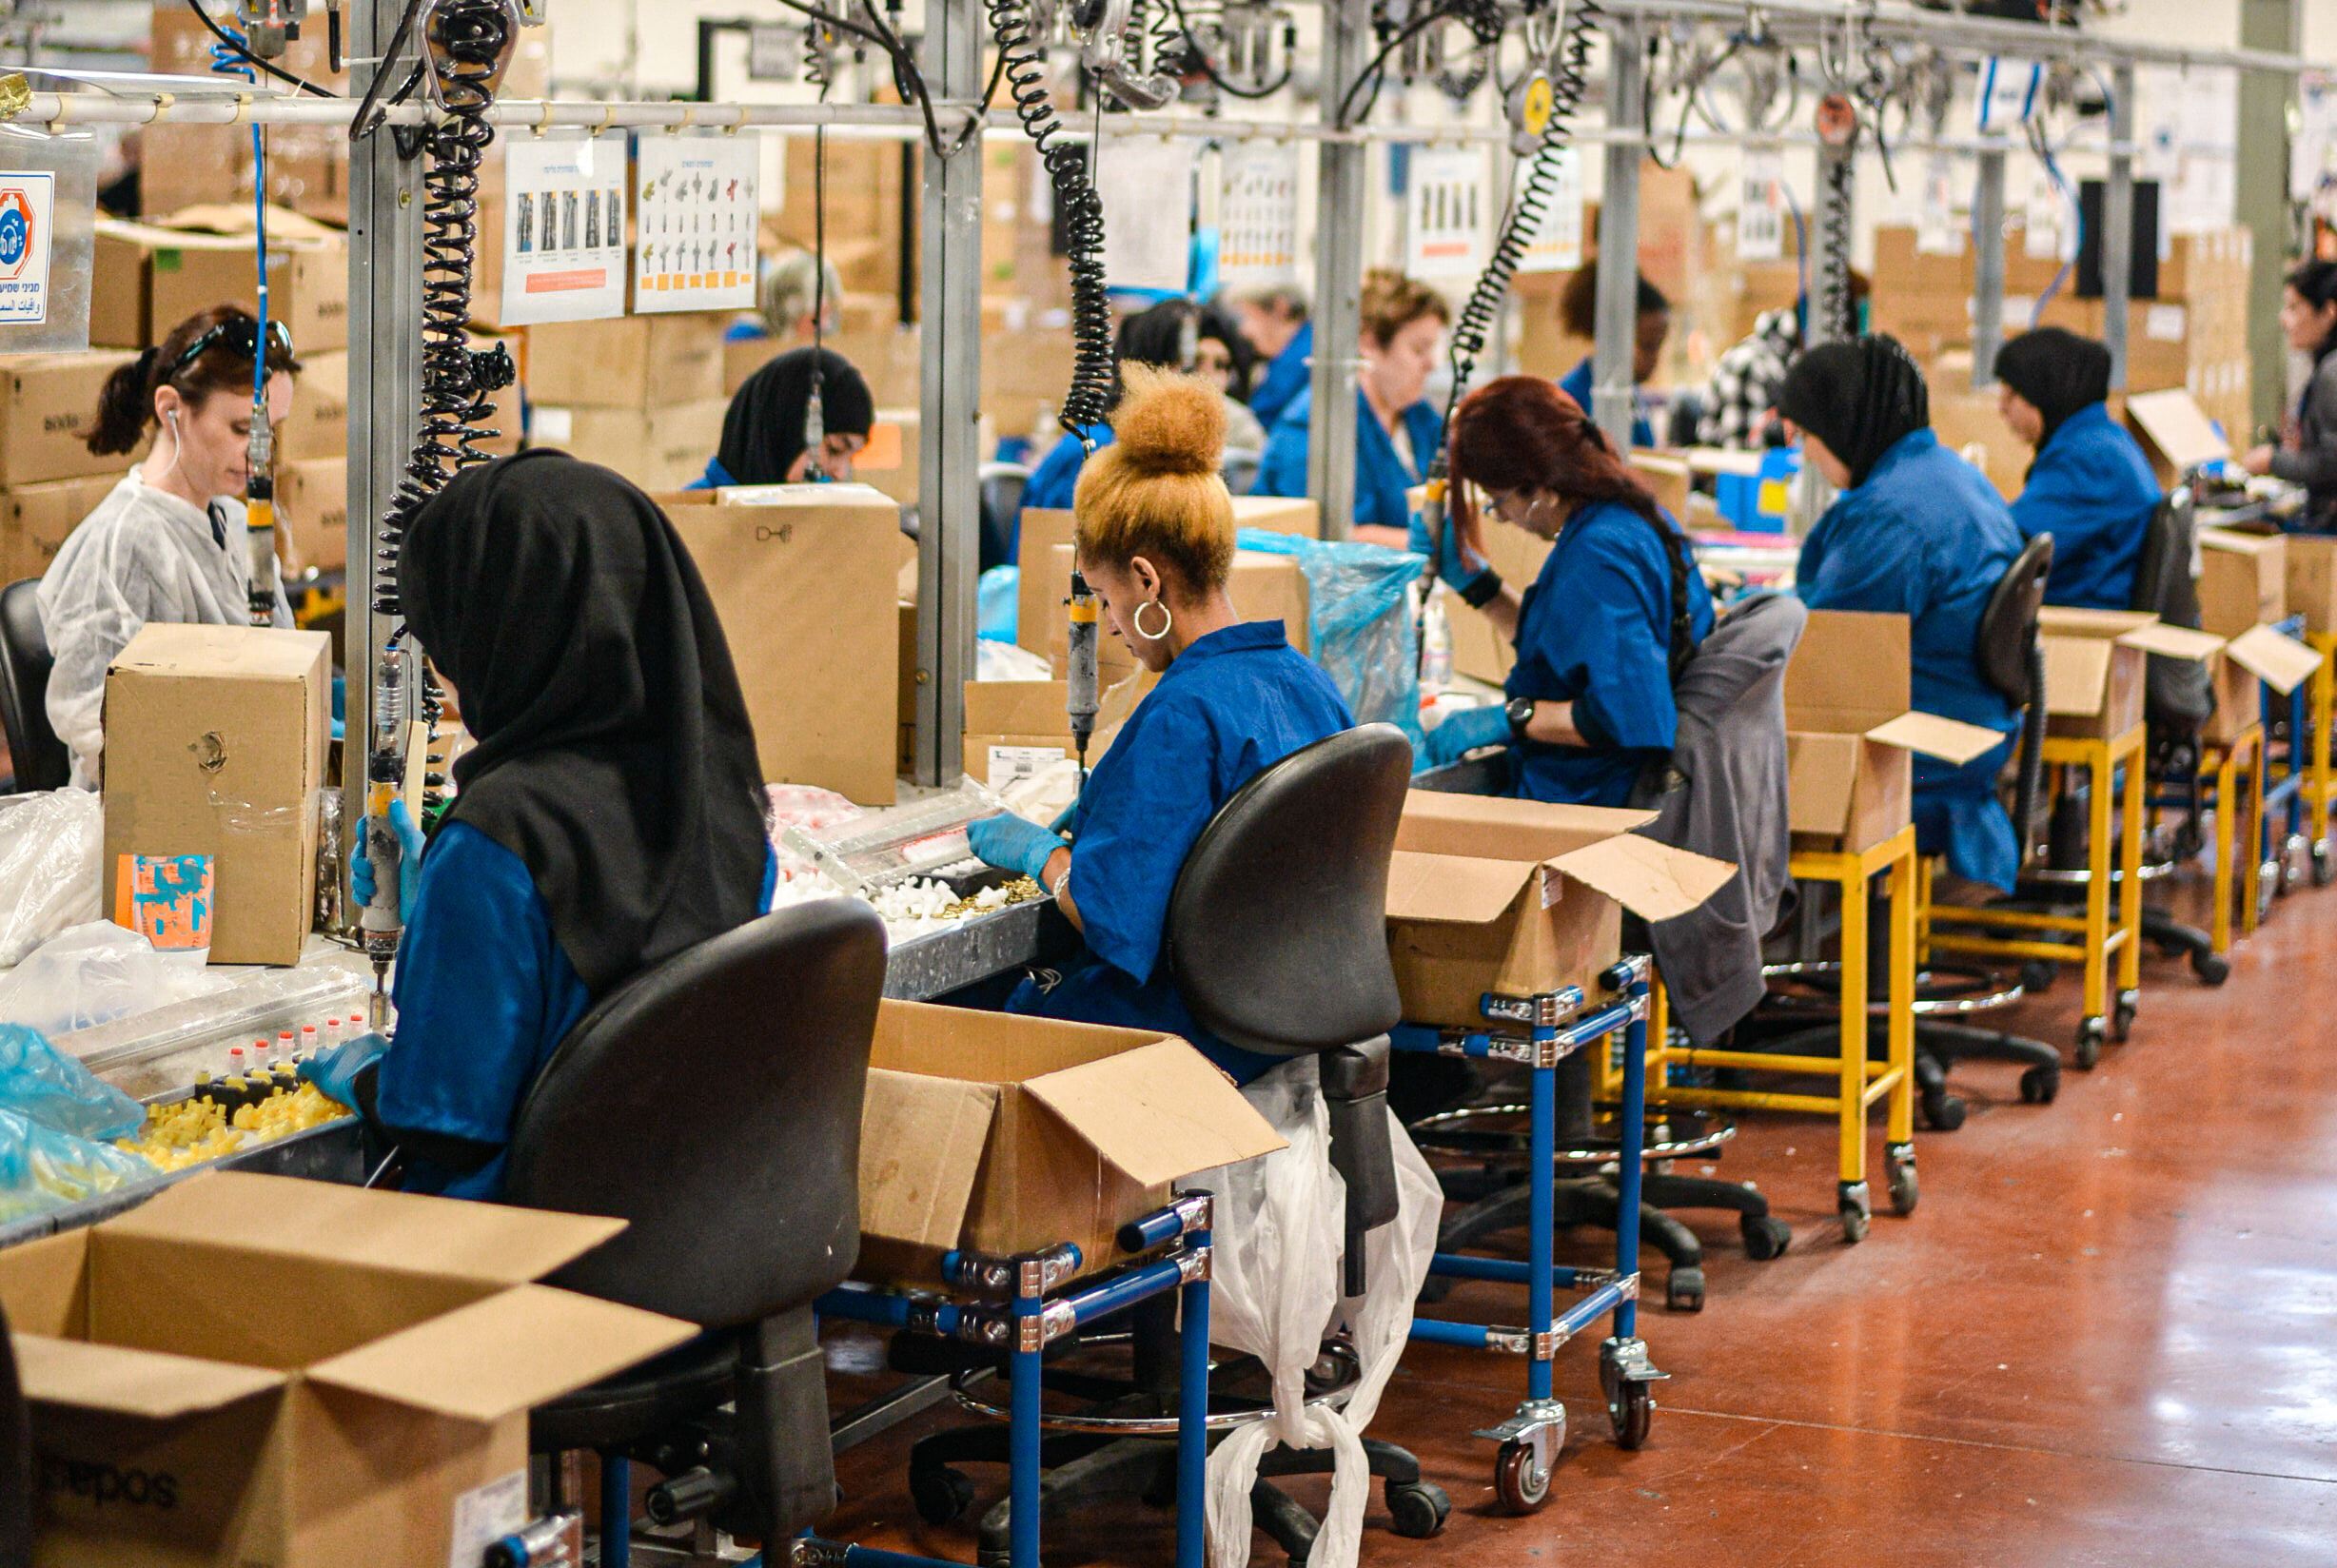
[826,869,2337,1566]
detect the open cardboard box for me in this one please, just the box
[1382,792,1736,1029]
[961,669,1154,787]
[855,1002,1286,1284]
[0,1172,692,1568]
[2037,607,2225,742]
[2197,527,2287,637]
[2124,388,2230,488]
[1784,612,2008,853]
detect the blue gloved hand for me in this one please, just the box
[349,798,426,926]
[967,812,1065,883]
[298,1029,388,1111]
[1435,533,1495,598]
[1421,702,1513,772]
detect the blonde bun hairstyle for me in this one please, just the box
[1073,363,1236,596]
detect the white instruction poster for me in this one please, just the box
[1916,153,1962,256]
[499,132,627,325]
[634,135,759,313]
[1737,148,1785,263]
[1095,137,1197,293]
[1217,143,1300,289]
[1405,146,1489,280]
[0,172,54,325]
[1515,147,1583,274]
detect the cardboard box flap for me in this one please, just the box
[109,623,328,680]
[1785,732,1862,833]
[2115,622,2226,660]
[1865,712,2007,765]
[307,1284,697,1423]
[102,1172,629,1286]
[1549,833,1736,922]
[12,1334,287,1420]
[2125,388,2229,471]
[2223,624,2325,694]
[697,480,900,512]
[1395,791,1656,863]
[2200,527,2281,559]
[2043,637,2115,716]
[858,1068,1000,1248]
[1384,849,1539,925]
[2037,607,2159,639]
[1022,1040,1288,1186]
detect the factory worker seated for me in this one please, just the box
[1780,336,2026,892]
[2240,261,2337,532]
[696,346,874,489]
[1993,327,2158,611]
[964,366,1355,1084]
[36,306,302,791]
[304,453,775,1198]
[1255,268,1447,549]
[1554,263,1669,451]
[1417,377,1715,805]
[1231,282,1312,433]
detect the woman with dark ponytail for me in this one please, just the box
[2242,260,2337,533]
[35,305,302,788]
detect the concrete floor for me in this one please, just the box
[825,870,2337,1566]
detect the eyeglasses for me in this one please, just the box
[171,318,294,380]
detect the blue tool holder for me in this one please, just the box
[1393,956,1664,1514]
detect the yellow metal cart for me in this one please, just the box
[2198,721,2268,955]
[2307,630,2337,882]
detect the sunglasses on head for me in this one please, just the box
[171,318,293,379]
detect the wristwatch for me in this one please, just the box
[1505,696,1535,739]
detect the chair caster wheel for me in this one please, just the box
[2112,990,2138,1042]
[2192,949,2230,987]
[1837,1181,1871,1245]
[2018,958,2057,995]
[2075,1016,2105,1068]
[2020,1065,2059,1105]
[1665,1265,1705,1312]
[1387,1480,1451,1538]
[911,1465,976,1526]
[1886,1152,1918,1217]
[1921,1091,1967,1131]
[1494,1441,1551,1514]
[1740,1214,1792,1261]
[1608,1380,1655,1450]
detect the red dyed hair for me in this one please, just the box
[1444,375,1665,558]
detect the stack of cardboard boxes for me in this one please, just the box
[526,314,732,494]
[0,354,141,582]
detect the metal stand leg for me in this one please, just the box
[2212,747,2237,955]
[1011,1274,1043,1568]
[1175,1208,1210,1568]
[1884,846,1917,1217]
[1836,861,1870,1242]
[599,1455,630,1568]
[2084,746,2113,1026]
[2244,731,2268,935]
[1614,990,1647,1346]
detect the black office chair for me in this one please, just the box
[0,579,68,794]
[906,725,1449,1564]
[511,898,887,1552]
[976,462,1030,576]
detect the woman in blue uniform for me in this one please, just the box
[1555,264,1668,450]
[1233,283,1312,431]
[965,367,1353,1083]
[1993,327,2160,610]
[312,453,775,1196]
[1254,268,1447,548]
[695,346,874,488]
[1417,377,1714,805]
[1779,336,2026,890]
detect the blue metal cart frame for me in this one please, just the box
[2257,613,2321,906]
[1393,957,1664,1514]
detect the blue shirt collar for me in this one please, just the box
[1164,619,1289,677]
[1864,426,1938,484]
[2037,399,2111,454]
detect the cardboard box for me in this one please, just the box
[277,457,346,574]
[2203,647,2263,747]
[534,402,727,495]
[1631,453,1693,519]
[855,1001,1285,1284]
[524,313,731,410]
[960,671,1152,787]
[1443,518,1555,686]
[1229,494,1321,539]
[663,484,901,804]
[2124,388,2230,487]
[2035,608,2222,742]
[275,349,346,462]
[1,1170,691,1568]
[91,216,348,353]
[0,475,119,583]
[1016,507,1077,657]
[1783,611,2009,852]
[854,408,919,506]
[2197,528,2286,637]
[101,624,329,964]
[2285,536,2337,636]
[2221,623,2325,696]
[0,354,140,488]
[1382,791,1734,1029]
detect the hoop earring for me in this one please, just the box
[1133,599,1173,641]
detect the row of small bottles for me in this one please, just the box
[189,1014,366,1114]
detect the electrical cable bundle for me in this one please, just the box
[1815,144,1856,342]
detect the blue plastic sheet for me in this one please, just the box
[979,564,1020,642]
[1238,529,1425,744]
[0,1023,146,1142]
[0,1107,155,1224]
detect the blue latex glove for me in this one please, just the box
[330,717,345,742]
[298,1029,388,1110]
[1421,702,1513,772]
[967,813,1064,883]
[350,798,426,926]
[1436,534,1495,598]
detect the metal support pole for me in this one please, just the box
[1809,143,1855,349]
[2102,66,2135,391]
[1307,0,1369,540]
[913,3,984,783]
[344,0,423,923]
[1972,146,2006,388]
[1526,1034,1556,1403]
[1592,19,1645,450]
[1175,1213,1211,1568]
[2240,0,2298,432]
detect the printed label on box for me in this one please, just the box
[448,1469,528,1568]
[990,744,1066,783]
[113,853,214,951]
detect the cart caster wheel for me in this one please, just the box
[1665,1265,1705,1312]
[1837,1181,1871,1245]
[978,1550,1012,1568]
[911,1465,975,1526]
[2019,1065,2059,1105]
[2314,844,2334,888]
[2075,1017,2105,1069]
[2018,958,2057,995]
[2191,949,2231,987]
[1387,1480,1450,1538]
[1608,1380,1655,1450]
[2257,872,2278,925]
[1921,1091,1967,1131]
[2112,990,2139,1043]
[1740,1214,1792,1262]
[1887,1161,1918,1217]
[1494,1441,1552,1514]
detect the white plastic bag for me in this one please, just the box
[1199,1057,1441,1568]
[0,922,227,1038]
[0,789,103,967]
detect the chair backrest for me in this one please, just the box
[0,579,66,793]
[2129,486,2200,625]
[1976,535,2055,858]
[503,898,888,1328]
[976,462,1030,575]
[1165,724,1410,1055]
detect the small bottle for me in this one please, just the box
[322,1016,344,1053]
[300,1025,320,1063]
[222,1050,250,1112]
[278,1029,297,1064]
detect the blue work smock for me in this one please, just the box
[1796,428,2026,890]
[1502,500,1714,808]
[688,456,737,491]
[1022,425,1113,516]
[1559,357,1658,450]
[1007,620,1354,1082]
[2010,402,2161,612]
[1248,321,1313,431]
[1255,389,1442,539]
[378,821,776,1200]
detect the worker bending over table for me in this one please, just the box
[965,367,1353,1084]
[1993,326,2158,610]
[1780,336,2025,891]
[696,345,874,488]
[311,452,775,1197]
[1555,263,1667,451]
[1418,377,1713,807]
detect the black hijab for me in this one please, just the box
[1776,335,1931,489]
[1993,327,2110,447]
[717,347,875,486]
[403,451,770,997]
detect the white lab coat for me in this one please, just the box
[35,471,289,791]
